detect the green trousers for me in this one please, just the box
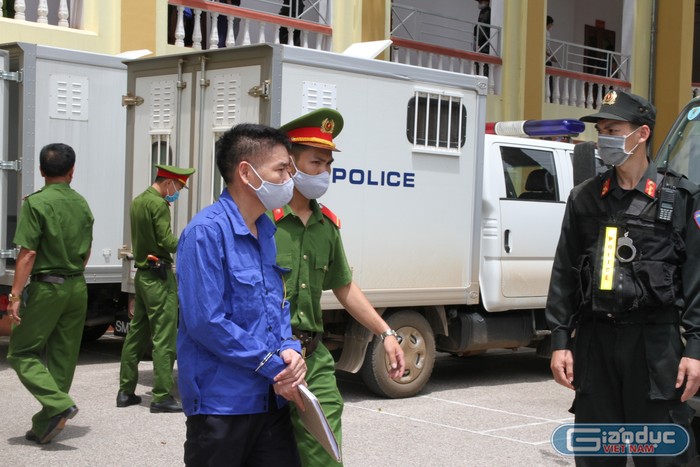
[7,277,87,436]
[119,269,178,403]
[290,343,344,467]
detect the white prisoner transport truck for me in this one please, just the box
[120,43,589,398]
[0,43,129,340]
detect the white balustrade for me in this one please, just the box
[174,5,185,47]
[14,0,25,21]
[37,0,48,23]
[192,9,203,50]
[208,12,219,49]
[225,17,236,47]
[57,0,69,27]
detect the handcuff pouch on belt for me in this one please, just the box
[292,327,321,359]
[147,255,168,280]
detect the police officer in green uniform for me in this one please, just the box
[272,109,405,466]
[117,164,194,413]
[6,143,94,444]
[546,91,700,466]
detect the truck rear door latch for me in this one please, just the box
[248,80,270,100]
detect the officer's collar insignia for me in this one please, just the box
[695,210,700,228]
[273,207,285,222]
[644,178,656,198]
[320,118,335,134]
[603,91,617,105]
[600,178,611,197]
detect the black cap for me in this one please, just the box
[580,90,656,130]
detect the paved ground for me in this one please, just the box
[0,333,578,466]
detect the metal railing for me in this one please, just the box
[546,38,630,81]
[1,0,77,28]
[390,3,502,94]
[391,3,501,58]
[168,0,332,51]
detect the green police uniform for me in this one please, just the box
[119,181,182,403]
[7,183,94,436]
[271,201,353,467]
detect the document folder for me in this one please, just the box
[297,385,342,462]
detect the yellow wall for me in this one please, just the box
[331,0,363,53]
[652,0,694,154]
[121,0,156,54]
[521,0,546,121]
[0,2,120,54]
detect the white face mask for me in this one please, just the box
[597,127,641,167]
[246,163,294,210]
[291,158,330,200]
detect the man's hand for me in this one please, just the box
[273,378,307,411]
[6,300,21,325]
[274,349,306,387]
[551,349,574,390]
[676,357,700,402]
[383,336,405,380]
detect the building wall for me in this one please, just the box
[0,0,694,149]
[0,2,121,54]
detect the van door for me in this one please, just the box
[0,50,10,277]
[498,144,567,299]
[190,64,262,214]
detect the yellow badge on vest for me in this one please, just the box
[600,226,617,290]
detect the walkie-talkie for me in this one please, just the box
[656,185,676,223]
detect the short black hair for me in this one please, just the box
[547,15,554,25]
[215,123,291,184]
[39,143,76,177]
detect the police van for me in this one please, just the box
[0,43,129,341]
[117,43,596,398]
[0,41,608,397]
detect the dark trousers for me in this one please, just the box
[184,403,301,467]
[571,320,698,466]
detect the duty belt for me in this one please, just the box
[292,327,321,359]
[587,310,679,326]
[31,273,83,284]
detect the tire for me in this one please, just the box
[360,310,436,399]
[81,323,110,343]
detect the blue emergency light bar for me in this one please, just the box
[486,119,586,137]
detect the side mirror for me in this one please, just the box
[572,141,597,186]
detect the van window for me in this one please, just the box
[151,138,174,181]
[406,91,466,152]
[500,146,559,201]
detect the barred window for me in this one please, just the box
[407,91,466,152]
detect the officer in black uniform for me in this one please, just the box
[546,90,700,466]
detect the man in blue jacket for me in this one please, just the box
[177,124,306,466]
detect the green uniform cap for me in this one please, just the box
[155,164,196,187]
[279,108,344,151]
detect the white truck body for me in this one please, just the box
[122,44,577,397]
[0,41,579,396]
[0,42,128,339]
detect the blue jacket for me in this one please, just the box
[176,189,301,416]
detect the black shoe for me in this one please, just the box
[25,430,40,444]
[116,391,142,408]
[150,396,183,413]
[40,405,78,444]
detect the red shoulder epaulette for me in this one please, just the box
[273,208,285,222]
[320,204,341,228]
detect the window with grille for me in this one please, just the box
[406,91,466,153]
[151,135,174,181]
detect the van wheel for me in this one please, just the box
[81,323,110,343]
[360,310,435,399]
